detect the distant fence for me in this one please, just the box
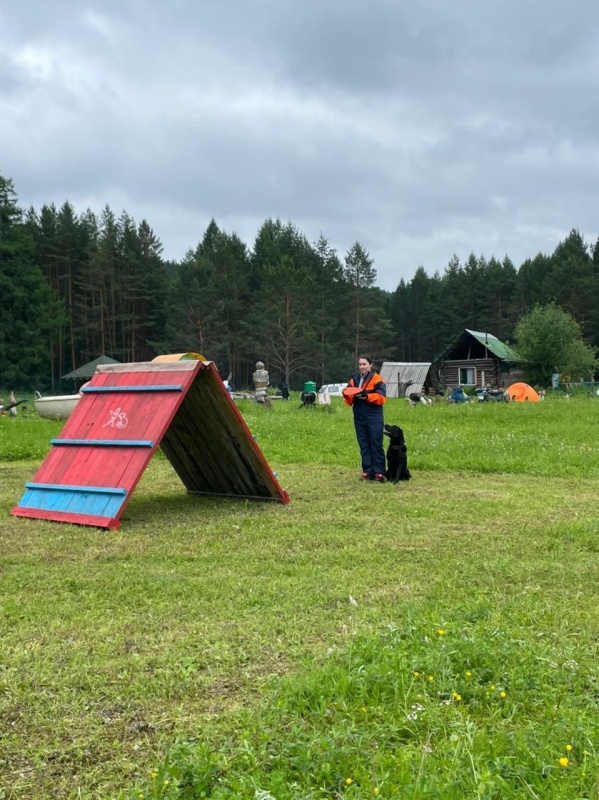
[556,381,599,394]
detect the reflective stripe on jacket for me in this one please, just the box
[342,371,387,407]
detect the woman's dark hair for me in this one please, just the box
[358,355,373,365]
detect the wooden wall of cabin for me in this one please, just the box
[438,359,522,389]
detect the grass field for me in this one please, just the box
[0,396,598,799]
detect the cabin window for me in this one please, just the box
[459,367,475,385]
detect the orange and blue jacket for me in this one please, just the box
[343,371,386,416]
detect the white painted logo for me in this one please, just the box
[103,408,129,429]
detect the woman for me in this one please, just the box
[342,355,387,482]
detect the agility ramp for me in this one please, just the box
[11,359,289,530]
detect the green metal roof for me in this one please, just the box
[62,356,121,381]
[465,329,524,361]
[436,329,524,362]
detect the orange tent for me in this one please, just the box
[506,382,540,402]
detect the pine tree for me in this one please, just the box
[343,242,394,364]
[0,174,63,389]
[344,241,377,360]
[313,234,346,383]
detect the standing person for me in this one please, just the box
[253,361,272,409]
[342,355,387,482]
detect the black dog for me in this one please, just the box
[384,424,411,483]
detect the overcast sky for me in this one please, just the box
[2,1,598,291]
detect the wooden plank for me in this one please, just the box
[65,490,123,518]
[18,486,127,518]
[59,368,186,444]
[188,491,284,502]
[10,506,119,529]
[50,439,155,447]
[25,483,127,495]
[34,445,94,487]
[58,446,147,495]
[96,361,202,374]
[82,384,184,393]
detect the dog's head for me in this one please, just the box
[384,424,405,444]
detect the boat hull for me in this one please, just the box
[34,394,80,420]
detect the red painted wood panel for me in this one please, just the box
[35,366,196,498]
[13,359,289,530]
[13,506,118,529]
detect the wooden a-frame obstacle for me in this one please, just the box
[11,359,289,530]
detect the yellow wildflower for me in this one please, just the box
[465,671,472,678]
[565,744,572,752]
[346,777,353,785]
[373,789,379,796]
[413,671,420,677]
[559,757,569,768]
[437,629,445,635]
[428,675,434,682]
[500,691,506,699]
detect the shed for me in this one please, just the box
[62,356,121,381]
[12,359,289,530]
[435,329,524,389]
[380,362,437,398]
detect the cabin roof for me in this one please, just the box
[437,329,524,362]
[62,356,121,380]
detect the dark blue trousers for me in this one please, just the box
[354,413,385,476]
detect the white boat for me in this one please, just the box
[34,391,81,420]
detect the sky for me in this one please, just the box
[2,0,599,291]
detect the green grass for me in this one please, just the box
[0,397,598,799]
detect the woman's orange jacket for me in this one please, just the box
[342,372,387,407]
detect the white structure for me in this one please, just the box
[380,362,435,399]
[34,392,80,420]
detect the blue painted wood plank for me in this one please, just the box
[81,385,183,393]
[18,487,127,518]
[63,490,124,518]
[25,482,127,495]
[50,439,155,448]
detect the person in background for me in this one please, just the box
[9,391,18,416]
[448,385,469,403]
[342,355,387,482]
[253,361,272,408]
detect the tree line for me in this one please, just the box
[2,171,599,392]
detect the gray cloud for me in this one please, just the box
[2,0,599,290]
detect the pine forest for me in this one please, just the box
[2,171,599,392]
